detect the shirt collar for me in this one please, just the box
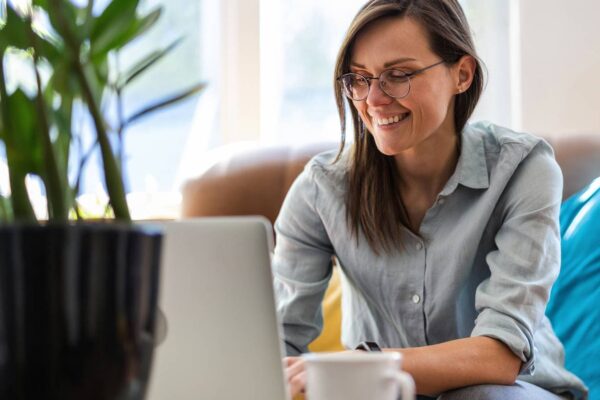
[440,124,490,196]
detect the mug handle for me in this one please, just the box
[387,371,415,400]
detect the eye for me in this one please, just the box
[385,70,410,82]
[345,74,368,87]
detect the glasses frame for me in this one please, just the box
[338,60,446,101]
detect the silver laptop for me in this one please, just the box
[146,217,290,400]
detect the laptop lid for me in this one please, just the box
[147,217,290,400]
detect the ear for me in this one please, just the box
[455,55,476,94]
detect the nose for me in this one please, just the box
[366,79,393,107]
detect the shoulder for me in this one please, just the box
[468,121,553,159]
[301,148,349,195]
[469,121,559,178]
[280,147,348,215]
[468,122,563,206]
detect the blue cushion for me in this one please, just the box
[547,177,600,399]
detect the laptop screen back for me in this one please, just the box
[147,217,289,400]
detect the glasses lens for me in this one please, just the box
[341,74,368,100]
[380,70,410,99]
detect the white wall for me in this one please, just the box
[518,0,600,135]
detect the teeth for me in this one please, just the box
[376,113,407,126]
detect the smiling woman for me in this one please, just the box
[338,11,482,246]
[272,1,587,399]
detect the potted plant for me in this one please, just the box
[0,0,204,398]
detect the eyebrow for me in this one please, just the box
[351,57,418,69]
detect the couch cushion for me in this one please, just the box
[542,133,600,200]
[546,177,600,398]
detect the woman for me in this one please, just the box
[273,1,587,399]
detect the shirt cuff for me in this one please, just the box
[284,340,305,356]
[471,308,536,375]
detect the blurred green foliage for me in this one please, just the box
[0,0,204,222]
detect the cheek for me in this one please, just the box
[416,80,454,116]
[410,90,452,127]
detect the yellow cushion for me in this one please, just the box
[307,265,344,352]
[292,267,342,399]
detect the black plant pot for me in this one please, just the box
[0,223,162,400]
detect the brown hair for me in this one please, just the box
[334,0,484,253]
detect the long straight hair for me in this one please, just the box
[333,0,484,253]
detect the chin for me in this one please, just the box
[372,141,405,157]
[370,135,409,156]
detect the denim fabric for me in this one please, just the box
[438,380,570,400]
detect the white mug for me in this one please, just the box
[302,351,415,400]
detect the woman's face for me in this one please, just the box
[350,16,468,156]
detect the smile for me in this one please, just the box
[374,112,410,126]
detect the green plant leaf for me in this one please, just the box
[124,7,162,45]
[46,92,73,202]
[1,88,43,221]
[41,0,81,45]
[0,5,32,51]
[4,89,44,175]
[2,4,66,65]
[90,0,139,56]
[92,7,162,60]
[32,0,49,9]
[47,56,81,98]
[81,0,96,39]
[117,36,182,89]
[95,54,109,85]
[53,100,74,211]
[82,61,105,109]
[34,27,64,64]
[0,194,14,222]
[0,97,4,138]
[125,82,206,126]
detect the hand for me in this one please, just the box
[284,356,306,397]
[285,351,360,397]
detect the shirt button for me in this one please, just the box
[438,198,446,205]
[411,294,421,304]
[415,242,423,251]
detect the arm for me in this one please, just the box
[273,163,335,355]
[285,337,520,397]
[387,336,520,396]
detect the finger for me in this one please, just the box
[285,357,305,379]
[288,370,307,397]
[284,356,300,367]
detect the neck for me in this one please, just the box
[394,129,460,197]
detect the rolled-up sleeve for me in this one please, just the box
[272,163,334,355]
[471,142,563,375]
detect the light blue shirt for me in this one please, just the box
[272,122,587,398]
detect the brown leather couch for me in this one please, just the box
[180,133,600,350]
[181,141,339,225]
[182,134,600,221]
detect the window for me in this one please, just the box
[259,0,366,144]
[258,0,514,146]
[1,0,515,218]
[120,0,203,193]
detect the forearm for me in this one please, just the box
[385,336,521,396]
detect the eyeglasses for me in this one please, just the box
[338,60,445,101]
